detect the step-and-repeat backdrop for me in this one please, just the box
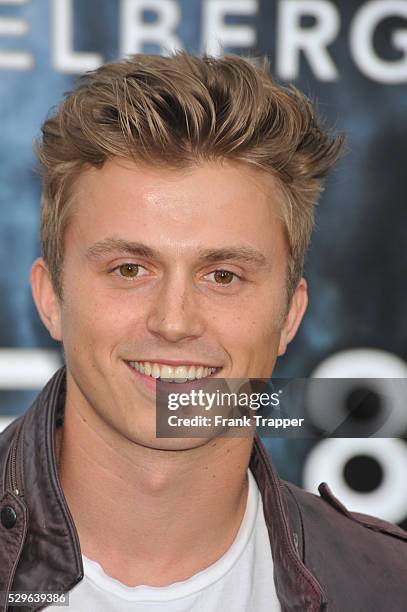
[0,0,406,527]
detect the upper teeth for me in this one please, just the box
[128,361,217,382]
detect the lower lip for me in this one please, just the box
[124,362,220,393]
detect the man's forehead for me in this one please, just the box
[66,158,287,262]
[73,157,280,201]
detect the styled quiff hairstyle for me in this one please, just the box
[37,52,343,302]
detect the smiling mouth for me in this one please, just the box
[126,361,220,383]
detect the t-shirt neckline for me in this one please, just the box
[82,468,259,602]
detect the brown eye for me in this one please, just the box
[119,263,139,278]
[213,270,234,284]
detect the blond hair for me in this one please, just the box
[36,52,344,301]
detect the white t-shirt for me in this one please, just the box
[62,469,281,611]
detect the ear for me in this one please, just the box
[278,278,308,356]
[30,258,62,341]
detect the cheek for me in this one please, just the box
[248,322,281,354]
[59,280,135,358]
[219,311,281,360]
[241,305,285,364]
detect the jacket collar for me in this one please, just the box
[1,367,83,602]
[2,367,326,611]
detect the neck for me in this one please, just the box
[57,397,253,587]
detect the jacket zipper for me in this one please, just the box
[7,419,25,497]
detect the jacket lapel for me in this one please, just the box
[5,368,83,603]
[250,436,327,611]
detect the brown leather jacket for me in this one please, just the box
[0,368,406,611]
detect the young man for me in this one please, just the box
[0,53,405,611]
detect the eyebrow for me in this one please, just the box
[196,247,269,268]
[85,239,156,261]
[85,238,270,269]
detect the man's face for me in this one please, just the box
[34,159,307,450]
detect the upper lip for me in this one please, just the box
[125,359,220,368]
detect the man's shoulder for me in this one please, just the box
[280,478,407,606]
[276,478,407,607]
[282,478,407,545]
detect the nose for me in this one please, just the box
[146,275,205,343]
